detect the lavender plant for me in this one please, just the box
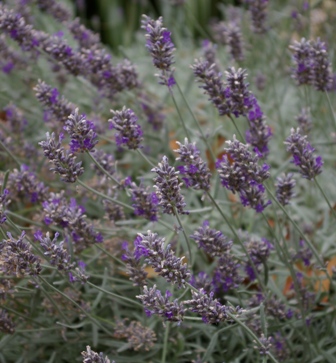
[0,1,336,362]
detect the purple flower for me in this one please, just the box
[295,108,312,135]
[81,345,113,363]
[109,107,143,150]
[190,221,232,257]
[152,156,188,215]
[64,108,98,153]
[275,173,296,206]
[129,182,159,221]
[134,231,190,288]
[244,0,269,34]
[136,285,185,323]
[284,128,323,180]
[174,138,212,191]
[141,15,175,87]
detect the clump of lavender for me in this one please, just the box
[175,138,211,191]
[113,319,157,351]
[0,4,40,51]
[136,285,185,323]
[37,0,71,22]
[245,236,273,280]
[292,240,313,267]
[68,18,100,50]
[152,156,188,215]
[64,109,98,153]
[0,231,41,277]
[0,309,15,334]
[191,59,231,116]
[225,67,251,117]
[245,0,269,34]
[185,288,240,324]
[255,334,273,356]
[212,253,243,292]
[275,173,296,206]
[134,231,190,288]
[290,38,332,91]
[141,15,176,87]
[0,34,27,73]
[0,189,9,224]
[216,136,271,212]
[246,113,272,157]
[34,231,75,271]
[128,182,159,221]
[223,22,244,62]
[190,221,232,257]
[34,80,74,123]
[189,271,212,293]
[284,128,323,180]
[109,107,143,150]
[81,346,113,363]
[39,132,84,183]
[42,193,103,252]
[202,40,220,73]
[121,242,148,286]
[8,166,49,204]
[4,104,27,134]
[295,108,312,135]
[310,38,333,91]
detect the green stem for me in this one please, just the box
[324,91,336,132]
[170,90,191,139]
[314,177,336,220]
[87,151,121,186]
[161,321,170,363]
[228,115,245,142]
[77,179,133,210]
[174,208,192,265]
[175,81,216,162]
[0,138,21,166]
[137,149,156,168]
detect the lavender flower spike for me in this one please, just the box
[134,231,190,288]
[64,108,98,153]
[284,128,323,180]
[191,58,231,116]
[152,156,188,215]
[108,107,143,150]
[141,15,176,87]
[39,132,84,183]
[136,285,185,323]
[275,173,296,206]
[174,138,211,191]
[289,38,313,86]
[81,346,113,363]
[245,0,269,34]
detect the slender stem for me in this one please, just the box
[87,151,121,186]
[264,184,326,269]
[314,177,336,220]
[170,90,191,139]
[325,91,336,130]
[206,191,266,290]
[161,321,170,363]
[228,115,244,142]
[77,179,133,210]
[0,138,21,166]
[86,281,143,308]
[174,208,192,265]
[175,81,216,162]
[137,149,156,168]
[39,276,114,337]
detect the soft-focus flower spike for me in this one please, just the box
[295,108,312,135]
[0,309,15,334]
[34,80,74,123]
[68,18,100,50]
[244,0,269,34]
[141,15,175,87]
[175,138,211,191]
[64,108,98,153]
[39,132,84,183]
[134,231,190,288]
[223,22,244,62]
[191,58,231,116]
[37,0,72,22]
[275,173,296,206]
[128,182,159,221]
[136,285,185,323]
[190,220,232,257]
[109,107,143,150]
[151,156,188,215]
[284,128,323,180]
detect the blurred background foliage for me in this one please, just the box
[74,0,242,52]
